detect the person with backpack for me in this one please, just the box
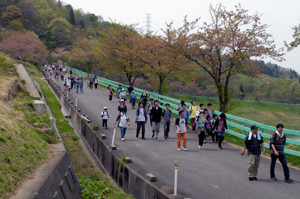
[176,100,185,111]
[213,113,228,150]
[101,107,109,129]
[140,91,149,106]
[147,98,155,126]
[108,85,114,101]
[119,89,127,102]
[89,75,94,89]
[269,124,293,183]
[117,84,122,98]
[118,99,127,113]
[114,110,130,141]
[150,100,163,140]
[129,90,137,109]
[241,125,266,181]
[176,110,188,151]
[196,111,206,150]
[189,100,199,133]
[163,103,173,139]
[136,102,147,139]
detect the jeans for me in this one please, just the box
[109,95,112,101]
[198,130,205,146]
[120,127,127,139]
[131,98,136,108]
[102,119,107,128]
[94,83,98,89]
[270,153,290,179]
[76,86,79,93]
[164,121,170,138]
[136,121,145,138]
[217,135,224,147]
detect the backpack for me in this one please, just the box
[217,119,225,132]
[269,133,286,148]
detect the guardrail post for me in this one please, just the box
[261,128,264,134]
[228,119,231,137]
[243,122,246,135]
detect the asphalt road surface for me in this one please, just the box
[52,76,300,199]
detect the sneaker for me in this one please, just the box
[183,148,187,151]
[204,140,206,143]
[165,136,167,139]
[249,177,254,181]
[253,177,257,181]
[219,145,223,150]
[271,177,278,181]
[122,138,125,141]
[142,137,145,140]
[198,145,201,150]
[285,178,293,183]
[177,148,181,151]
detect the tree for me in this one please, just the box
[164,4,283,112]
[0,31,48,64]
[139,35,187,94]
[65,4,76,26]
[48,17,73,47]
[1,5,24,30]
[99,24,144,85]
[65,37,101,72]
[285,24,300,51]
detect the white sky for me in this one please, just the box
[63,0,300,73]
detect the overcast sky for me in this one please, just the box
[64,0,300,72]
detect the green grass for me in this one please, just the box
[25,64,131,198]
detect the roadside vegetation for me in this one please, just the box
[24,63,131,199]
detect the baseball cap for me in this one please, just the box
[104,107,107,109]
[250,125,259,130]
[120,99,124,102]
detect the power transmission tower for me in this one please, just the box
[145,13,151,33]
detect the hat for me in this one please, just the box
[120,99,124,102]
[121,88,124,91]
[250,125,259,130]
[104,107,107,109]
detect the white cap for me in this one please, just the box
[104,107,107,109]
[120,99,124,102]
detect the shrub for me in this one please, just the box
[92,125,100,131]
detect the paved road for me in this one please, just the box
[53,76,300,199]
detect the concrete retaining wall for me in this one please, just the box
[44,72,171,199]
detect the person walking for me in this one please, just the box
[79,75,83,93]
[94,77,98,89]
[210,114,218,142]
[117,84,122,98]
[136,102,147,139]
[129,90,137,109]
[75,77,80,93]
[147,98,155,126]
[179,104,189,122]
[118,99,127,113]
[196,111,206,150]
[150,100,163,140]
[189,100,198,133]
[241,125,266,181]
[119,88,127,102]
[108,85,114,101]
[101,107,109,129]
[140,91,149,106]
[163,103,173,139]
[214,113,228,150]
[176,100,185,111]
[70,75,75,89]
[176,110,188,151]
[66,77,71,92]
[89,75,94,89]
[60,71,64,81]
[114,110,130,141]
[270,124,293,183]
[207,103,215,119]
[128,84,134,95]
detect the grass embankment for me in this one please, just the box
[0,53,51,199]
[169,94,300,167]
[25,64,131,199]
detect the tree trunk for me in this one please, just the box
[158,75,165,94]
[215,78,227,113]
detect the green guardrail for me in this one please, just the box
[65,66,300,157]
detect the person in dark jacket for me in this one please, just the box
[269,123,293,183]
[150,100,163,140]
[241,125,265,181]
[140,91,149,106]
[128,84,134,95]
[118,99,127,113]
[136,102,148,139]
[213,113,228,150]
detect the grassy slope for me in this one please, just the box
[0,54,50,199]
[24,63,131,199]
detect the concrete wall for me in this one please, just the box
[44,72,171,199]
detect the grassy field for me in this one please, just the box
[0,54,51,199]
[25,63,132,199]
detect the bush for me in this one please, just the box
[92,125,100,131]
